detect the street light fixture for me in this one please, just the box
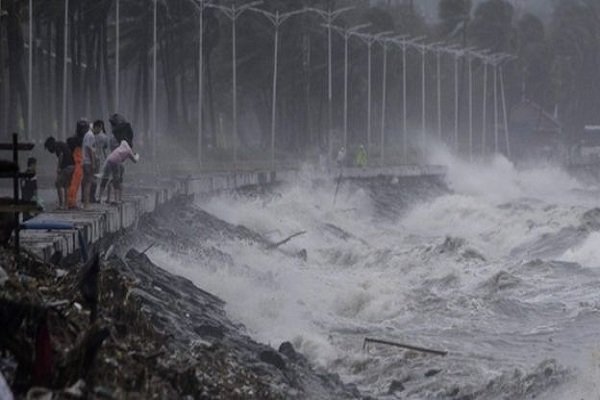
[251,7,307,169]
[208,1,262,165]
[489,53,513,155]
[329,23,370,152]
[306,6,353,161]
[353,30,393,161]
[390,35,424,161]
[407,38,432,151]
[378,34,408,164]
[187,0,214,166]
[430,42,449,142]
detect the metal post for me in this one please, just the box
[250,7,305,169]
[436,48,442,141]
[468,54,473,160]
[453,54,459,152]
[209,2,262,165]
[62,0,69,140]
[380,41,387,164]
[403,42,408,161]
[306,7,353,159]
[367,41,372,157]
[198,0,204,166]
[327,19,332,160]
[493,62,499,154]
[270,16,279,169]
[28,0,32,140]
[482,61,488,155]
[115,0,120,111]
[152,0,157,162]
[232,9,238,164]
[500,65,511,157]
[421,47,426,149]
[343,32,349,150]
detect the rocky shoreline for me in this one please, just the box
[0,201,363,399]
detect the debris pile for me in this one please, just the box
[0,244,361,399]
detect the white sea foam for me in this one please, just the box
[148,148,600,397]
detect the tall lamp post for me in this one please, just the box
[62,0,69,140]
[378,35,407,165]
[152,0,157,162]
[306,6,353,160]
[188,0,213,166]
[252,7,307,169]
[330,23,370,152]
[28,0,32,140]
[409,40,431,152]
[498,54,516,158]
[115,0,120,112]
[209,1,261,165]
[354,30,393,161]
[490,54,510,154]
[390,36,423,162]
[481,54,489,155]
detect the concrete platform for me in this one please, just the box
[21,179,182,262]
[21,165,446,262]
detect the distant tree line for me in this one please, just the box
[0,0,598,163]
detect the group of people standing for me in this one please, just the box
[44,114,139,210]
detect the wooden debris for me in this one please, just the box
[363,337,448,356]
[267,231,307,250]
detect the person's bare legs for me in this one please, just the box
[56,184,63,209]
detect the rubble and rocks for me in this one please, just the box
[0,237,362,399]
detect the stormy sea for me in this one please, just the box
[135,149,600,399]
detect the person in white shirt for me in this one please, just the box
[96,139,139,204]
[81,123,96,209]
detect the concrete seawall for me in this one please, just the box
[22,165,446,262]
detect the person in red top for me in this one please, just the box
[67,120,88,209]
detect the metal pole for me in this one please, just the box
[403,42,407,161]
[62,0,69,140]
[343,32,348,150]
[327,17,333,161]
[468,54,473,160]
[28,0,32,140]
[198,0,204,165]
[453,54,459,152]
[232,8,238,164]
[421,47,426,150]
[500,65,511,157]
[366,42,372,157]
[493,63,499,154]
[482,61,488,155]
[115,0,120,111]
[152,0,157,162]
[270,18,279,169]
[380,41,387,164]
[436,48,441,141]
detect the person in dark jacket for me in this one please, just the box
[44,136,75,209]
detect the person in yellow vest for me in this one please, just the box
[355,144,367,168]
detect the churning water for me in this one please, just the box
[147,149,600,399]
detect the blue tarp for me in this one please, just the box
[21,220,76,230]
[21,220,88,262]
